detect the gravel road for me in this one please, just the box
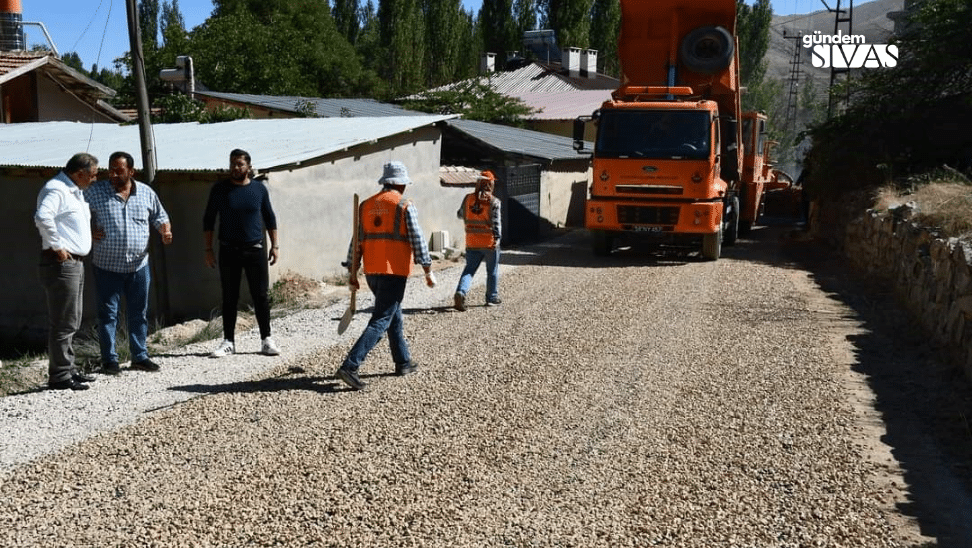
[1,227,970,547]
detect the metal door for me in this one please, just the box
[496,164,542,245]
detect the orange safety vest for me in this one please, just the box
[359,190,413,276]
[461,193,495,249]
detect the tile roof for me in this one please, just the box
[0,116,456,172]
[0,51,115,98]
[439,165,483,187]
[0,50,48,77]
[1,51,128,122]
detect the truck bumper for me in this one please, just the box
[586,198,722,235]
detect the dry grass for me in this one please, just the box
[873,168,972,238]
[0,355,47,396]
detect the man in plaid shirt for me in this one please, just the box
[85,151,173,375]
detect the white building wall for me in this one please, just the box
[35,76,116,123]
[267,126,468,282]
[0,125,473,340]
[540,165,591,229]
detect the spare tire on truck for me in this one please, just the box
[680,26,734,74]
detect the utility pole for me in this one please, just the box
[126,0,171,322]
[782,29,804,134]
[822,0,853,119]
[125,0,156,182]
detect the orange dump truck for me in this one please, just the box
[740,111,793,233]
[574,0,750,259]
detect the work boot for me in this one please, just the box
[336,367,366,391]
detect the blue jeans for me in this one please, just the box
[456,247,500,302]
[342,274,411,372]
[94,264,150,364]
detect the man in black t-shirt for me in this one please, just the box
[203,149,281,358]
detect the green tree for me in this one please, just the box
[399,78,535,125]
[541,0,589,49]
[456,8,481,81]
[736,0,771,89]
[61,52,85,73]
[354,0,392,97]
[139,0,161,47]
[333,0,361,45]
[188,1,363,96]
[481,0,517,60]
[513,0,538,47]
[423,0,465,86]
[378,0,427,95]
[798,74,825,128]
[589,0,619,77]
[161,0,187,44]
[91,65,126,92]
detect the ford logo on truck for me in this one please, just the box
[642,166,658,173]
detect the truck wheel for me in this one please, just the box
[724,196,740,247]
[701,228,722,261]
[592,230,613,256]
[680,26,734,74]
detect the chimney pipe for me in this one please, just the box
[581,49,598,78]
[0,0,25,51]
[480,52,496,74]
[563,47,581,78]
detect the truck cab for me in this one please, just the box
[575,0,743,260]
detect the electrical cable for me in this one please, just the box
[69,0,108,61]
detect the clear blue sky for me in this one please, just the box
[23,0,828,72]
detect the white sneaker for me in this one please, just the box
[261,337,280,356]
[210,339,235,358]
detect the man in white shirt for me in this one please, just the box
[35,153,99,391]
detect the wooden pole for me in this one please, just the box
[126,0,171,322]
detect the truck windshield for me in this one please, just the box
[596,110,711,160]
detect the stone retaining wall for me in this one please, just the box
[843,204,972,382]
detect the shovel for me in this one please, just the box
[337,193,359,335]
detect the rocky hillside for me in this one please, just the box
[766,0,905,95]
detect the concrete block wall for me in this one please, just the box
[844,204,972,382]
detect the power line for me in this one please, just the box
[825,0,853,119]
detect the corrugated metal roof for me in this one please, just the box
[0,116,455,172]
[512,90,613,120]
[445,119,591,162]
[417,62,618,97]
[196,92,427,117]
[489,62,619,93]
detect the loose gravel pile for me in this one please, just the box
[0,231,943,546]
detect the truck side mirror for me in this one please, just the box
[573,118,588,151]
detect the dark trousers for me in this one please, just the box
[38,253,84,383]
[218,245,271,341]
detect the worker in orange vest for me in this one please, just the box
[336,161,436,391]
[453,170,502,311]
